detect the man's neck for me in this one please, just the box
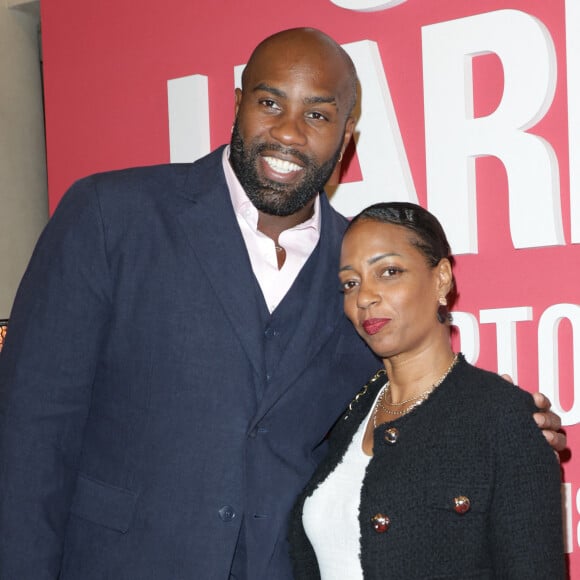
[257,197,318,241]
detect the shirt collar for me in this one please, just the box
[222,145,321,233]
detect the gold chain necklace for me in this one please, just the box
[373,353,459,428]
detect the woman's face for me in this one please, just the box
[339,219,451,360]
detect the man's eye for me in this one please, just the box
[306,111,328,121]
[260,99,280,110]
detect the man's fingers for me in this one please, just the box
[541,428,567,453]
[533,410,562,432]
[532,391,551,411]
[501,373,514,384]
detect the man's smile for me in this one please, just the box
[262,155,303,174]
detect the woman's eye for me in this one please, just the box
[340,280,358,293]
[381,267,402,277]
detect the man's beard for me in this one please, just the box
[229,122,343,217]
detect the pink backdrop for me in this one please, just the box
[41,0,580,574]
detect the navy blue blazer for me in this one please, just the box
[0,147,379,580]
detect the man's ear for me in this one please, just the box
[234,88,243,117]
[341,116,356,157]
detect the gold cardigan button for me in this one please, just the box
[384,427,399,444]
[370,513,390,533]
[454,496,471,514]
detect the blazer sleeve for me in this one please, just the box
[489,389,565,578]
[0,176,111,579]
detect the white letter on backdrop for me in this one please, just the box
[565,0,580,244]
[328,0,407,12]
[538,304,580,427]
[330,40,417,217]
[479,306,533,382]
[450,311,480,364]
[561,483,572,554]
[422,9,562,254]
[167,74,210,163]
[562,483,572,553]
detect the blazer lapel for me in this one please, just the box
[171,148,266,382]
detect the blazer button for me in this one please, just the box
[218,505,236,522]
[384,427,399,444]
[370,513,390,533]
[453,496,471,514]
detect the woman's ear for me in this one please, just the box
[436,258,453,298]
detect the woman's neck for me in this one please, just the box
[383,344,456,404]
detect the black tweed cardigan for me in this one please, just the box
[289,355,564,579]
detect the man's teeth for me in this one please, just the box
[263,156,302,173]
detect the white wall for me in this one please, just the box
[0,0,47,318]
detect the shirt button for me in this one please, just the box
[384,427,399,444]
[218,506,236,522]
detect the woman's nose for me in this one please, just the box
[356,281,380,309]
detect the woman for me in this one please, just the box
[289,202,564,579]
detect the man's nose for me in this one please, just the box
[269,113,307,147]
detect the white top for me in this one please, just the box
[302,388,384,579]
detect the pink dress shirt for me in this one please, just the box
[222,146,321,313]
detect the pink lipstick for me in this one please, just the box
[362,318,390,335]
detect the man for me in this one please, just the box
[0,28,564,580]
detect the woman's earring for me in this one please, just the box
[437,296,449,324]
